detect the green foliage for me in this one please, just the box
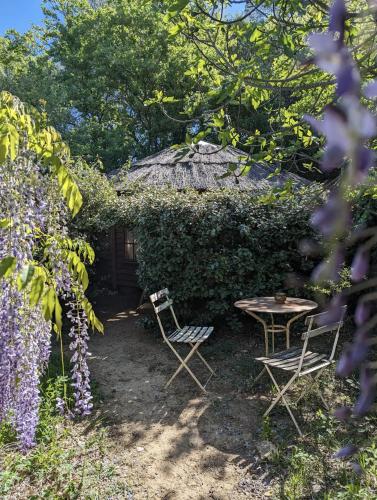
[0,91,82,216]
[154,1,377,181]
[352,170,377,227]
[72,159,120,234]
[263,375,377,498]
[0,0,197,169]
[307,267,352,298]
[119,185,323,325]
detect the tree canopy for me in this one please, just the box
[153,0,377,180]
[0,0,197,169]
[1,0,377,178]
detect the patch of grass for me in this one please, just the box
[261,376,377,499]
[281,447,322,499]
[0,353,130,499]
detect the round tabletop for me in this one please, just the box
[234,297,318,314]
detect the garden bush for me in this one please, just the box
[118,185,324,326]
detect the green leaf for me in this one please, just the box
[0,123,19,162]
[0,256,16,279]
[168,0,190,14]
[93,316,104,334]
[42,287,56,321]
[29,276,45,307]
[193,128,211,144]
[56,165,83,217]
[0,218,11,228]
[77,262,89,291]
[17,264,35,290]
[250,27,263,43]
[162,96,179,103]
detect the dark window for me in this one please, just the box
[124,229,137,262]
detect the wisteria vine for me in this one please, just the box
[305,0,377,458]
[0,93,103,450]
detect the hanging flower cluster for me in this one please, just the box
[67,300,93,416]
[0,93,103,450]
[305,0,377,457]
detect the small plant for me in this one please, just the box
[262,416,272,441]
[283,447,320,499]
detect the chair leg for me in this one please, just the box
[264,367,303,436]
[270,314,275,353]
[264,368,298,415]
[165,341,207,392]
[312,370,329,410]
[189,343,216,375]
[295,370,329,410]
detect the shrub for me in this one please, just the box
[118,186,323,326]
[72,160,120,235]
[70,160,120,289]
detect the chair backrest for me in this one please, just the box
[300,305,347,363]
[149,288,181,340]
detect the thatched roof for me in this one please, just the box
[112,141,308,191]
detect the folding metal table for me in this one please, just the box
[234,297,318,355]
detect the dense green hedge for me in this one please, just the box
[118,186,323,326]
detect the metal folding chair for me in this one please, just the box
[255,305,347,436]
[150,288,216,392]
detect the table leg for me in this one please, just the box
[245,310,269,355]
[286,311,308,349]
[270,314,275,353]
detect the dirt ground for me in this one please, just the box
[88,299,295,499]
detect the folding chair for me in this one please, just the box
[149,288,216,392]
[255,305,347,436]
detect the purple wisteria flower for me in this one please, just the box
[0,156,52,449]
[0,132,94,449]
[335,444,359,459]
[351,248,369,282]
[67,299,93,416]
[333,406,352,422]
[354,301,370,326]
[305,0,377,458]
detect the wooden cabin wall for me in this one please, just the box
[89,230,113,290]
[110,225,141,305]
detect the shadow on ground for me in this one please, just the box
[86,295,308,499]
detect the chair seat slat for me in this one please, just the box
[177,326,201,342]
[190,326,208,342]
[257,350,327,372]
[168,325,190,342]
[267,351,321,369]
[300,360,332,376]
[288,354,327,372]
[256,347,301,363]
[198,326,214,342]
[168,325,214,343]
[186,326,206,342]
[191,326,211,342]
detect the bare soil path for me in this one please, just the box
[88,300,285,499]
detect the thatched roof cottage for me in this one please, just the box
[113,140,307,192]
[109,141,308,300]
